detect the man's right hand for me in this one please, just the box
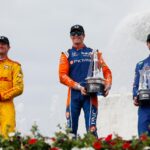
[80,86,87,95]
[133,97,139,106]
[75,84,87,95]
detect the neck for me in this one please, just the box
[73,43,84,50]
[0,54,7,61]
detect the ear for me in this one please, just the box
[8,46,11,50]
[147,41,150,44]
[70,36,73,40]
[83,34,85,38]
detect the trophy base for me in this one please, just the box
[86,77,105,95]
[138,89,150,106]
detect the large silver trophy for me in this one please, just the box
[86,50,105,95]
[138,66,150,105]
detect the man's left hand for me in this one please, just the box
[104,84,111,97]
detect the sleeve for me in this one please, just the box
[133,64,140,98]
[97,51,112,85]
[59,52,79,88]
[0,64,24,101]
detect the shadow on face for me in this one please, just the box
[70,35,85,46]
[0,43,10,55]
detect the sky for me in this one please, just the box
[0,0,150,137]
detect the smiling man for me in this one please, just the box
[0,36,24,138]
[59,25,112,137]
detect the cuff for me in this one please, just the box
[74,83,82,90]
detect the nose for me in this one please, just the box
[74,34,79,37]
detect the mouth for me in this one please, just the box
[73,37,81,40]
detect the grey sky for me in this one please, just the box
[0,0,150,137]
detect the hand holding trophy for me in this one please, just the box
[86,50,105,96]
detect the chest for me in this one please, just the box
[68,50,92,67]
[0,64,13,81]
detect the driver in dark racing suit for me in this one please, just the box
[133,34,150,136]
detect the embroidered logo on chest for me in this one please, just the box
[71,52,78,57]
[3,65,11,70]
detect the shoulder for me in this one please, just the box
[85,47,94,52]
[136,59,145,70]
[7,58,21,66]
[138,56,150,64]
[61,48,72,58]
[137,56,149,66]
[97,49,102,55]
[137,60,144,65]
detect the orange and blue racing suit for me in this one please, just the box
[59,46,112,136]
[0,57,24,138]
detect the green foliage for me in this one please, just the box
[0,124,150,150]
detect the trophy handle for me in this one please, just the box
[97,50,102,71]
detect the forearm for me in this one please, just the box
[133,86,139,98]
[0,85,23,101]
[102,66,112,85]
[59,74,81,90]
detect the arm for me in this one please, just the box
[97,51,112,85]
[133,64,140,99]
[97,51,112,96]
[0,64,24,101]
[59,52,80,89]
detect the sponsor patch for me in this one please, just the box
[70,60,74,65]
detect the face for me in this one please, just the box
[147,41,150,50]
[70,31,85,46]
[0,42,10,55]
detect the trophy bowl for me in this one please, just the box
[86,77,105,95]
[138,89,150,106]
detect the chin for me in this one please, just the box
[74,41,82,45]
[0,51,5,55]
[74,43,80,45]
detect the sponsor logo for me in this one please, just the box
[4,65,11,70]
[73,59,92,63]
[70,61,74,65]
[72,52,78,57]
[81,52,91,57]
[91,108,97,125]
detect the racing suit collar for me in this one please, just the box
[72,45,86,51]
[0,56,8,62]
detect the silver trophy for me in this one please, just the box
[138,66,150,105]
[86,50,105,95]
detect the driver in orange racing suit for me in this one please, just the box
[59,25,112,137]
[0,36,24,138]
